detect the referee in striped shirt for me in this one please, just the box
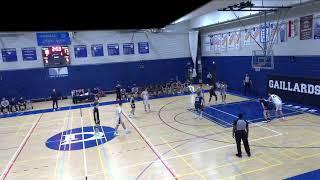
[233,113,251,158]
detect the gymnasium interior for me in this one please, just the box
[0,0,320,179]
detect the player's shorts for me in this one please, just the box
[221,91,226,96]
[274,102,282,111]
[143,99,149,105]
[195,104,203,111]
[95,119,100,126]
[116,93,121,100]
[131,104,136,108]
[116,117,122,125]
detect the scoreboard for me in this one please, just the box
[42,46,70,67]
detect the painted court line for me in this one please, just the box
[70,132,282,180]
[0,113,43,180]
[54,111,69,179]
[87,108,109,180]
[59,107,72,180]
[80,108,88,180]
[206,106,282,135]
[122,111,178,180]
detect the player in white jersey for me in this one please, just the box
[141,88,150,112]
[268,93,284,120]
[220,82,227,104]
[114,102,129,136]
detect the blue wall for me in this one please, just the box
[202,56,320,96]
[0,57,192,99]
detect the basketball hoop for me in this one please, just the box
[254,66,261,71]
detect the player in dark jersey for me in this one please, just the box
[209,83,218,104]
[129,93,136,117]
[93,96,100,133]
[194,91,205,119]
[259,97,271,122]
[115,82,121,101]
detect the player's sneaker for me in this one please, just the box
[114,131,119,136]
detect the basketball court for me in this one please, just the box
[1,90,320,180]
[1,0,320,180]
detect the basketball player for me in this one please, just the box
[93,96,100,133]
[268,93,284,120]
[114,102,128,136]
[208,83,218,104]
[259,97,271,122]
[115,82,121,101]
[129,93,135,117]
[194,91,205,119]
[220,82,227,104]
[141,88,150,112]
[196,83,204,96]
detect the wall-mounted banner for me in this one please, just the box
[314,15,320,39]
[22,47,37,61]
[221,33,227,52]
[243,29,251,46]
[234,31,241,50]
[208,35,214,51]
[270,23,278,44]
[138,42,149,54]
[288,19,299,38]
[123,43,135,55]
[74,45,87,58]
[300,15,313,40]
[107,43,120,56]
[228,32,235,49]
[36,32,71,46]
[1,48,17,62]
[213,34,221,53]
[260,24,270,43]
[279,22,287,42]
[267,75,320,106]
[91,44,104,57]
[252,26,260,44]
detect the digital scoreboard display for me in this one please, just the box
[42,46,70,67]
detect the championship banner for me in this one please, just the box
[22,47,37,61]
[1,48,17,62]
[300,15,313,40]
[234,31,241,49]
[314,15,320,39]
[74,45,87,58]
[243,29,251,46]
[260,24,270,43]
[252,26,260,44]
[221,33,227,52]
[107,43,120,56]
[270,23,278,44]
[279,22,287,43]
[228,32,235,49]
[288,19,299,38]
[204,35,211,52]
[268,75,320,106]
[213,34,221,53]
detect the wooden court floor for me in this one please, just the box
[1,92,320,180]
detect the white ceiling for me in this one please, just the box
[172,0,314,26]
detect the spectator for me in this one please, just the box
[1,98,10,114]
[18,97,26,111]
[10,97,19,113]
